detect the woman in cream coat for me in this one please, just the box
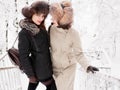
[49,1,99,90]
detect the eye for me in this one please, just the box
[36,14,40,17]
[42,15,45,18]
[42,14,46,18]
[36,13,46,19]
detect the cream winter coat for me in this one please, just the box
[50,25,89,90]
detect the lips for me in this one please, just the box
[37,20,41,24]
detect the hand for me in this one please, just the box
[29,76,38,83]
[87,66,99,73]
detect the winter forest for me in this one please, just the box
[0,0,120,90]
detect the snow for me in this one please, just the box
[0,0,120,89]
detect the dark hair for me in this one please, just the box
[22,1,49,30]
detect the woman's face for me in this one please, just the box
[32,13,45,25]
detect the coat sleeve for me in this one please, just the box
[18,30,35,77]
[72,30,89,70]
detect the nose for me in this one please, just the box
[38,17,44,22]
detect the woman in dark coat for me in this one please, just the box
[18,1,57,90]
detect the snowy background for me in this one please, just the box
[0,0,120,90]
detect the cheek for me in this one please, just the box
[38,17,44,22]
[33,16,37,21]
[41,17,45,21]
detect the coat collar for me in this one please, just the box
[19,19,40,36]
[51,25,71,34]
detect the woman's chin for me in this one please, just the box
[36,22,41,25]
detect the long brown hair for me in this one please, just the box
[22,1,49,30]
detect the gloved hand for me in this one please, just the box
[87,66,99,73]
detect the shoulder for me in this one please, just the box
[19,28,27,35]
[50,25,58,31]
[48,25,58,35]
[19,28,30,36]
[69,28,80,36]
[50,25,65,33]
[19,28,31,39]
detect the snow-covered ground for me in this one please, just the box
[0,0,120,89]
[20,73,46,90]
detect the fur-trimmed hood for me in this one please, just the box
[49,1,73,26]
[19,19,40,35]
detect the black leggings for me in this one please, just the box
[28,82,38,90]
[28,80,57,90]
[46,80,57,90]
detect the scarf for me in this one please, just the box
[19,19,40,35]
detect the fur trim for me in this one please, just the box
[59,7,73,25]
[49,3,63,22]
[49,1,73,25]
[19,19,40,35]
[61,1,72,7]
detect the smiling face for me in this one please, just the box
[32,13,45,25]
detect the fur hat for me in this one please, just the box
[49,1,73,26]
[22,1,49,18]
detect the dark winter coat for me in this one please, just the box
[18,28,53,81]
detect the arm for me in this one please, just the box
[72,30,89,70]
[72,30,99,73]
[18,30,35,77]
